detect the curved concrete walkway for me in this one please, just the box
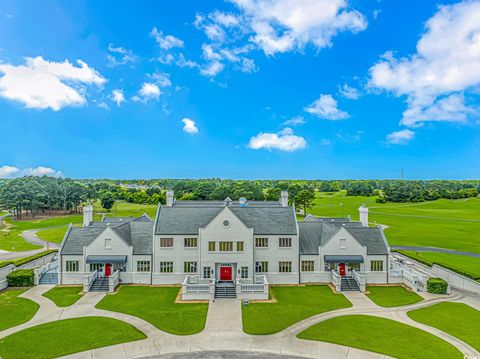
[0,228,60,261]
[391,245,480,258]
[0,287,478,359]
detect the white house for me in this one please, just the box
[58,191,390,299]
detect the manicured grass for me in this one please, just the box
[35,226,69,244]
[297,315,462,359]
[0,317,146,359]
[0,249,58,269]
[93,200,158,219]
[399,250,480,281]
[0,289,39,331]
[96,286,208,335]
[408,302,480,352]
[366,285,423,307]
[242,285,352,335]
[42,286,83,307]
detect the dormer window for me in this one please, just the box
[105,238,112,249]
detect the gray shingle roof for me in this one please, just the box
[299,221,389,255]
[155,203,297,235]
[61,215,153,255]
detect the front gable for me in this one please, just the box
[85,226,133,256]
[321,227,366,256]
[200,206,253,240]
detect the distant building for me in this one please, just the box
[59,191,390,299]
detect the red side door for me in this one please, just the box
[339,263,346,276]
[105,263,112,277]
[220,266,232,281]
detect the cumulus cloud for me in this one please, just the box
[0,56,105,111]
[182,118,199,134]
[338,83,360,100]
[111,89,125,106]
[134,83,161,102]
[148,71,172,87]
[0,165,63,179]
[369,1,480,127]
[150,27,184,50]
[386,129,415,145]
[106,44,137,67]
[282,116,306,126]
[304,94,350,120]
[200,61,225,77]
[248,127,307,152]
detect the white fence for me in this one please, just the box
[331,270,341,292]
[34,260,59,285]
[108,270,120,293]
[0,265,14,291]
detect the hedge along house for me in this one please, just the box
[58,192,391,299]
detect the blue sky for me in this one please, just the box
[1,0,479,179]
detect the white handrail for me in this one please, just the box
[331,270,341,292]
[352,269,366,292]
[83,270,98,292]
[108,270,120,293]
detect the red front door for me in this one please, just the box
[339,263,346,276]
[105,263,112,277]
[220,266,232,281]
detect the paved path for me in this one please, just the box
[0,228,59,261]
[0,287,478,359]
[391,245,480,258]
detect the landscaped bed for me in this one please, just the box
[0,289,39,331]
[297,314,463,359]
[408,302,480,352]
[0,317,146,359]
[366,285,423,307]
[42,286,84,307]
[95,286,208,335]
[242,285,352,335]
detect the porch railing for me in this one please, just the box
[108,270,120,293]
[352,269,366,292]
[331,270,341,292]
[390,261,429,292]
[34,260,58,285]
[240,275,268,293]
[182,275,210,294]
[83,270,98,292]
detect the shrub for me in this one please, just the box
[0,250,58,269]
[7,269,34,287]
[427,277,448,294]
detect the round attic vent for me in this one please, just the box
[223,220,230,227]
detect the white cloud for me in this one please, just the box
[230,0,367,55]
[176,54,199,68]
[148,71,172,87]
[150,27,184,50]
[200,61,225,77]
[248,127,307,151]
[106,44,137,67]
[338,83,360,100]
[304,94,349,120]
[282,116,306,126]
[0,56,105,111]
[369,1,480,127]
[111,89,125,106]
[0,165,63,178]
[182,118,199,134]
[386,129,415,145]
[137,83,161,101]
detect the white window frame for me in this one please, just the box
[241,266,248,279]
[236,241,244,251]
[160,238,173,248]
[255,261,268,273]
[159,261,173,273]
[105,238,112,249]
[137,261,151,272]
[65,260,79,272]
[255,237,268,248]
[184,261,197,273]
[371,260,384,271]
[279,261,292,273]
[279,237,292,248]
[184,237,197,248]
[203,266,211,279]
[301,260,314,272]
[219,242,233,251]
[339,238,346,249]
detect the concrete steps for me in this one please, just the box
[39,272,58,285]
[90,277,109,292]
[341,276,360,291]
[215,282,236,298]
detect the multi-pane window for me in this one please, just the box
[241,266,249,279]
[90,263,103,272]
[236,241,244,251]
[137,261,150,272]
[301,260,314,272]
[349,263,360,271]
[208,241,216,251]
[279,237,292,248]
[324,262,338,271]
[114,263,126,272]
[203,266,211,279]
[160,238,173,247]
[279,261,292,273]
[184,238,197,248]
[255,238,268,248]
[184,261,197,273]
[65,261,79,272]
[255,261,268,273]
[159,261,173,273]
[371,260,384,271]
[105,238,111,249]
[219,242,233,251]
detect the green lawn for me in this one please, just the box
[398,250,480,281]
[408,302,480,352]
[0,317,146,359]
[95,286,208,335]
[298,315,462,359]
[0,201,157,252]
[242,285,352,335]
[0,289,39,331]
[308,191,480,280]
[42,286,84,307]
[366,285,423,307]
